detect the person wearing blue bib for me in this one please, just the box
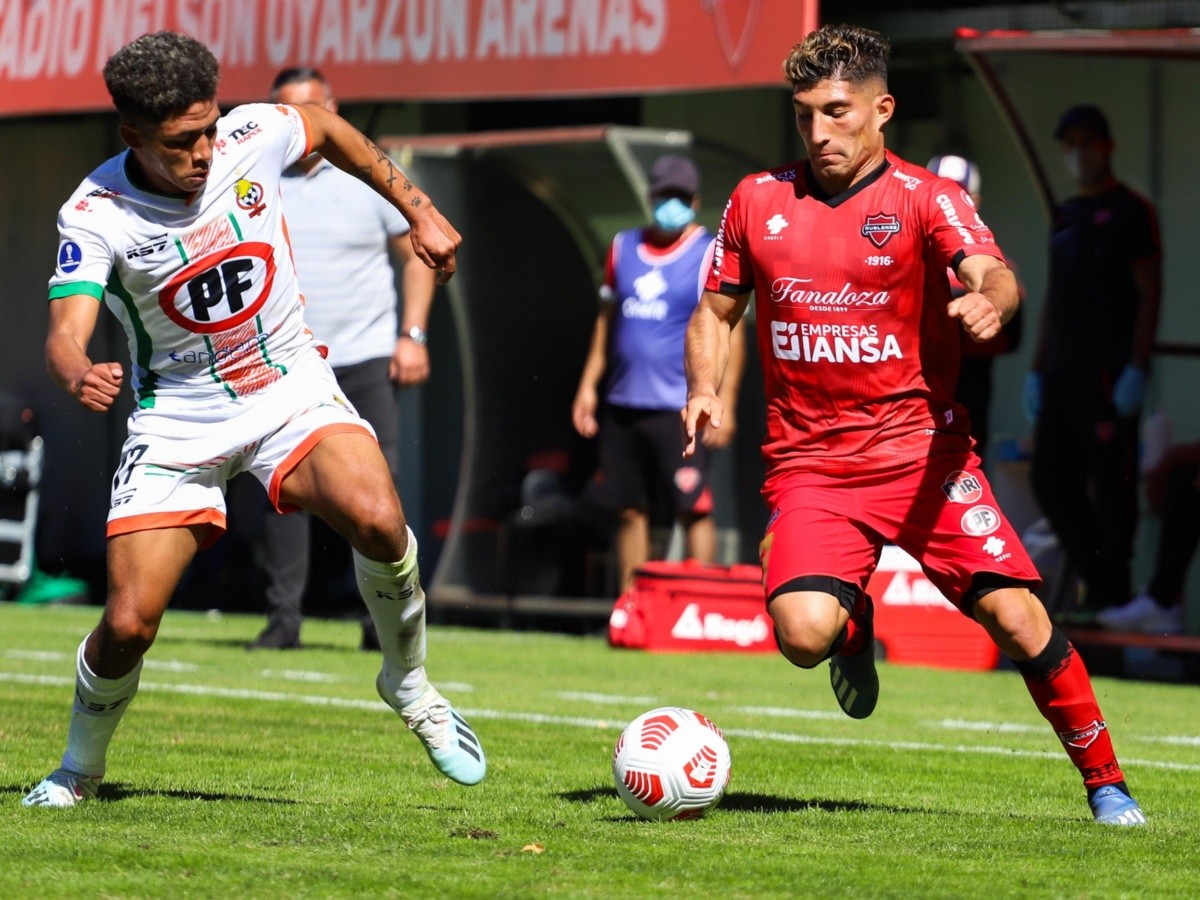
[572,155,744,590]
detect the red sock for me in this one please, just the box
[1016,628,1125,789]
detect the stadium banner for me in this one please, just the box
[0,0,818,117]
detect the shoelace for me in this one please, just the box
[404,699,452,748]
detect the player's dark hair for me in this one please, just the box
[783,24,890,91]
[103,31,220,125]
[270,66,330,100]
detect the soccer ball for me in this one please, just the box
[611,706,731,821]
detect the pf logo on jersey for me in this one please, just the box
[158,242,276,334]
[941,470,983,504]
[861,212,901,248]
[961,505,1001,537]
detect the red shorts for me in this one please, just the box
[759,449,1041,609]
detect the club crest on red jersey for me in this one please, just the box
[861,212,901,248]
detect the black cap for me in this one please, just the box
[648,154,699,197]
[1053,105,1111,140]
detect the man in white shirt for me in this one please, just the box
[248,67,437,652]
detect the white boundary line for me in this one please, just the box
[3,671,1197,773]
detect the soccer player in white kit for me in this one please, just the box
[23,31,485,807]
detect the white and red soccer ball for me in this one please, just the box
[612,706,732,821]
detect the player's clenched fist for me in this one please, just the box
[74,363,123,412]
[948,292,1003,343]
[409,207,461,284]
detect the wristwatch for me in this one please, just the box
[403,325,428,346]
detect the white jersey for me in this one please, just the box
[49,103,322,412]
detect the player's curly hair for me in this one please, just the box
[103,31,220,125]
[783,24,890,90]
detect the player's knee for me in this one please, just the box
[775,626,836,668]
[345,489,406,557]
[769,582,852,668]
[973,586,1052,660]
[100,602,160,653]
[771,611,840,668]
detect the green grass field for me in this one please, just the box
[2,603,1198,898]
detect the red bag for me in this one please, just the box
[609,551,998,669]
[608,560,776,653]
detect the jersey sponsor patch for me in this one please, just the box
[768,278,891,310]
[770,321,902,364]
[158,242,276,334]
[941,470,983,504]
[935,192,975,245]
[126,234,169,260]
[960,504,1001,536]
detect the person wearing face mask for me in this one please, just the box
[1024,105,1163,618]
[572,154,745,590]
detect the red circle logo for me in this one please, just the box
[158,242,276,334]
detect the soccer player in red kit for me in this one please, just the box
[681,23,1144,826]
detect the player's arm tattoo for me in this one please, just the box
[355,135,404,191]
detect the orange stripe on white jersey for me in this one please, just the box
[287,103,315,158]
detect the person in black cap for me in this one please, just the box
[1024,104,1163,617]
[571,154,745,589]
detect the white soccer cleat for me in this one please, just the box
[1096,593,1184,635]
[22,768,102,808]
[376,676,486,786]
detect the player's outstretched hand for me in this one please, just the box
[409,206,462,284]
[75,363,123,412]
[947,291,1002,343]
[681,391,724,458]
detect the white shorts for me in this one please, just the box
[107,354,375,548]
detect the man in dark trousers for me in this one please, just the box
[1024,104,1162,616]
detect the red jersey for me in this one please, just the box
[707,151,1005,476]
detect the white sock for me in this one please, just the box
[354,527,427,688]
[60,638,142,778]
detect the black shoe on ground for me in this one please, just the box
[246,627,301,650]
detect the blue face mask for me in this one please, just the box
[652,197,696,232]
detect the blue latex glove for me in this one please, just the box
[1112,365,1147,417]
[1022,372,1042,424]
